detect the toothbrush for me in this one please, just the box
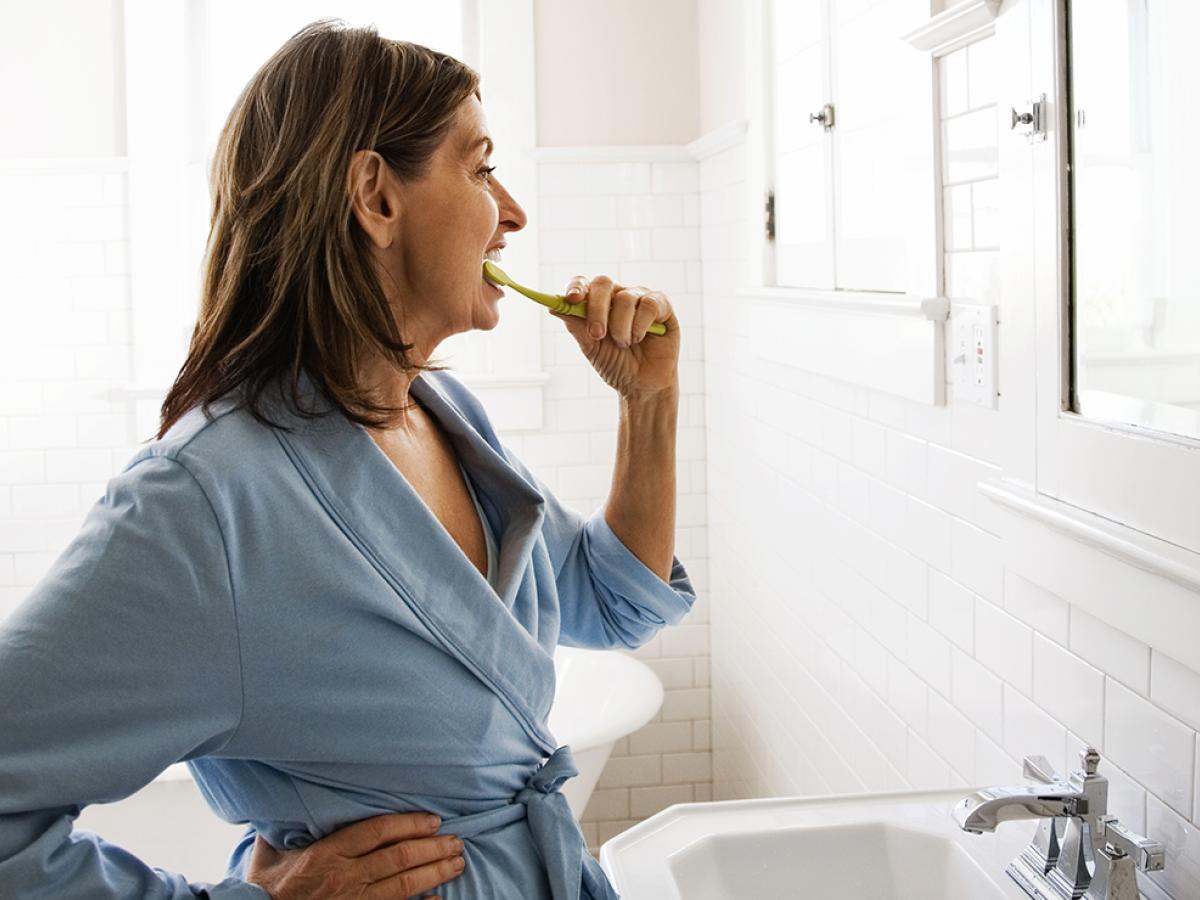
[482,259,667,336]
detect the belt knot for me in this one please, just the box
[519,744,578,800]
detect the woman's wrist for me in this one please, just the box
[619,380,680,408]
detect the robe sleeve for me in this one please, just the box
[502,446,696,650]
[0,455,266,899]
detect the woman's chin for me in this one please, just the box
[473,304,501,331]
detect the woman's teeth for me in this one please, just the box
[484,249,502,262]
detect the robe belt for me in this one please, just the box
[230,747,620,898]
[429,745,619,900]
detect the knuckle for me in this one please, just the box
[364,816,386,844]
[393,841,415,869]
[591,274,613,287]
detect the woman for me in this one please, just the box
[0,19,695,900]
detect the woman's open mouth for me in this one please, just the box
[482,249,504,297]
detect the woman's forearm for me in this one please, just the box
[602,384,680,581]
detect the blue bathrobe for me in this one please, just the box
[0,368,696,898]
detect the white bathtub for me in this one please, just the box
[74,646,663,883]
[549,646,665,818]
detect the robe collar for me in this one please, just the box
[262,368,557,752]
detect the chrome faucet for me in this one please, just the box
[953,748,1165,900]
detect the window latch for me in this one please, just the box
[1010,94,1047,143]
[808,103,835,131]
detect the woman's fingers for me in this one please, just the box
[631,290,670,343]
[578,274,614,341]
[357,834,464,883]
[364,854,466,899]
[567,274,670,346]
[246,816,465,900]
[565,275,589,303]
[602,287,638,348]
[321,812,441,857]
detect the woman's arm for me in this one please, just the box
[0,455,260,898]
[602,385,680,582]
[531,273,694,647]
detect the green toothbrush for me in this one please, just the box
[482,259,667,336]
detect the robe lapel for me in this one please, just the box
[407,374,546,612]
[266,370,557,753]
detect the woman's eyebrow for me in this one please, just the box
[466,135,494,156]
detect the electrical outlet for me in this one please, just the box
[951,303,998,408]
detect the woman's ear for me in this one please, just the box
[347,150,400,249]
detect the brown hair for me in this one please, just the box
[155,19,480,439]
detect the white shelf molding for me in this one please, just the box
[739,287,948,321]
[980,477,1200,674]
[904,0,1001,57]
[527,119,750,165]
[687,119,750,161]
[527,145,696,163]
[740,289,948,405]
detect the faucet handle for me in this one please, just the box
[1099,816,1165,872]
[1023,755,1059,784]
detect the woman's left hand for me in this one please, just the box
[550,274,680,400]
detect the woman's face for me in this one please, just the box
[354,95,527,357]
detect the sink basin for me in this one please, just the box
[669,821,1007,900]
[600,788,1034,900]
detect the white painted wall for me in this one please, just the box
[697,0,745,136]
[0,0,126,158]
[533,0,700,146]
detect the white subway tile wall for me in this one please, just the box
[527,156,709,854]
[1,157,711,860]
[0,164,141,621]
[706,32,1198,900]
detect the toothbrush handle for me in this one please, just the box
[549,295,668,337]
[506,280,667,336]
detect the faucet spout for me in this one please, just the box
[952,785,1087,834]
[953,749,1166,900]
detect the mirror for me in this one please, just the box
[1068,0,1200,441]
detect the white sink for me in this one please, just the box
[599,788,1035,900]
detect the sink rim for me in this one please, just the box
[665,818,1011,900]
[599,786,1035,900]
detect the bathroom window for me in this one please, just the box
[939,37,1000,303]
[766,0,937,296]
[1067,0,1200,443]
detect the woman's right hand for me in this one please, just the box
[245,812,466,899]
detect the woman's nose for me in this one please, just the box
[495,180,527,234]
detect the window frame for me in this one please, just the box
[740,0,948,407]
[1031,0,1200,553]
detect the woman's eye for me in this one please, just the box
[479,165,497,181]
